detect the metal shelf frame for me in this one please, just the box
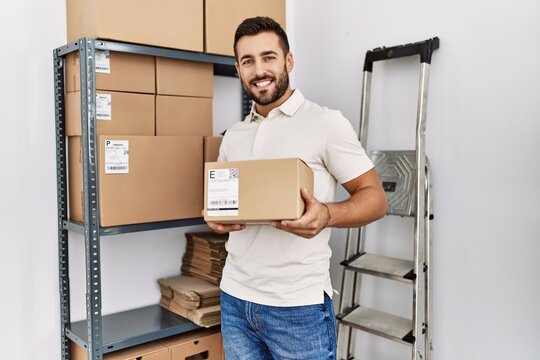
[54,38,243,360]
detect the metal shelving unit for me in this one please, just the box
[54,38,242,360]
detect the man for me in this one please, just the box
[205,16,387,359]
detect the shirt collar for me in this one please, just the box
[248,89,305,122]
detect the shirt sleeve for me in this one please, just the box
[324,111,374,184]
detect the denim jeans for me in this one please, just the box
[220,290,337,360]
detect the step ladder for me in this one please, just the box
[336,37,439,360]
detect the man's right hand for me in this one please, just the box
[206,221,246,234]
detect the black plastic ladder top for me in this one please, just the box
[363,37,439,72]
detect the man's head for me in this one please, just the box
[234,17,293,114]
[233,16,289,60]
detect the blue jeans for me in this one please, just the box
[220,291,337,360]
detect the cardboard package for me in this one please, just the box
[160,328,223,359]
[156,96,212,136]
[65,51,155,94]
[65,91,155,136]
[181,232,228,286]
[67,0,203,51]
[69,135,203,226]
[205,0,286,57]
[157,274,220,310]
[71,340,168,360]
[204,158,313,223]
[204,136,223,163]
[156,57,213,97]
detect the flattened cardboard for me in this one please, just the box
[156,57,213,97]
[65,51,155,94]
[203,158,313,223]
[67,0,203,51]
[156,96,212,136]
[205,0,286,56]
[65,91,155,136]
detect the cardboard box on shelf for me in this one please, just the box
[203,158,313,223]
[67,0,203,51]
[65,91,155,136]
[156,57,213,97]
[68,135,203,227]
[159,328,223,359]
[65,51,155,94]
[156,96,212,136]
[70,339,168,360]
[205,0,286,57]
[204,136,223,163]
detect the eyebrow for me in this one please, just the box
[239,50,279,62]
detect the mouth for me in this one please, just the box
[252,78,274,90]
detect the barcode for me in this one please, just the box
[209,200,237,206]
[107,165,127,171]
[97,112,110,117]
[96,66,108,71]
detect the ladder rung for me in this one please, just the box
[342,253,415,283]
[337,306,414,346]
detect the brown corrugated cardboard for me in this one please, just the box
[156,96,212,136]
[65,51,155,93]
[204,136,223,163]
[159,328,223,359]
[71,340,168,360]
[205,0,286,57]
[156,57,213,97]
[69,136,203,226]
[203,158,313,223]
[67,0,203,51]
[65,91,155,136]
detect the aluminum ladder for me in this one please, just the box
[336,37,439,360]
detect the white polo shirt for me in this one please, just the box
[218,89,373,306]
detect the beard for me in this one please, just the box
[240,65,290,106]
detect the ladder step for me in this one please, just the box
[337,306,414,346]
[341,253,415,283]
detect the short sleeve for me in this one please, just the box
[324,112,374,184]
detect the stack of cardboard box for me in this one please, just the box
[158,274,221,328]
[181,232,228,286]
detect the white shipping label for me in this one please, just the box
[95,49,111,73]
[104,140,129,174]
[96,93,112,120]
[207,168,239,216]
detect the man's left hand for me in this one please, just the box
[271,188,331,239]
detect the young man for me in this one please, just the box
[205,17,387,359]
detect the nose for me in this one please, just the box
[254,59,266,77]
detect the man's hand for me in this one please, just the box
[202,210,246,234]
[271,188,331,239]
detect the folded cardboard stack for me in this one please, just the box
[158,274,221,328]
[181,232,228,285]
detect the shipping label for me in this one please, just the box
[104,140,129,174]
[207,168,239,216]
[96,93,112,120]
[95,49,111,73]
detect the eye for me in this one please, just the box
[241,59,253,66]
[263,55,276,61]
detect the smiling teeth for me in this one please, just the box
[256,80,271,87]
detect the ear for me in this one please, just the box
[286,52,294,73]
[235,61,240,74]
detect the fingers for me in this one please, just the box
[206,221,246,234]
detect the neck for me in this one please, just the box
[255,87,293,117]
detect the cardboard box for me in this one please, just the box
[69,136,203,226]
[205,0,286,57]
[204,158,313,223]
[65,91,155,136]
[160,328,223,360]
[65,51,155,94]
[204,136,223,163]
[67,0,203,51]
[71,340,168,360]
[156,96,212,136]
[156,57,213,97]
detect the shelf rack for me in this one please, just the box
[54,38,241,360]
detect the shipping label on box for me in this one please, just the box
[104,140,129,174]
[207,168,239,216]
[95,49,111,73]
[96,93,112,120]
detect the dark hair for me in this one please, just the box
[233,16,290,59]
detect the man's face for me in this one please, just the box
[235,32,293,106]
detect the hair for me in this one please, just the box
[233,16,290,59]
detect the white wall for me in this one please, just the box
[1,1,539,359]
[290,0,540,359]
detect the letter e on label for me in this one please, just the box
[209,170,216,179]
